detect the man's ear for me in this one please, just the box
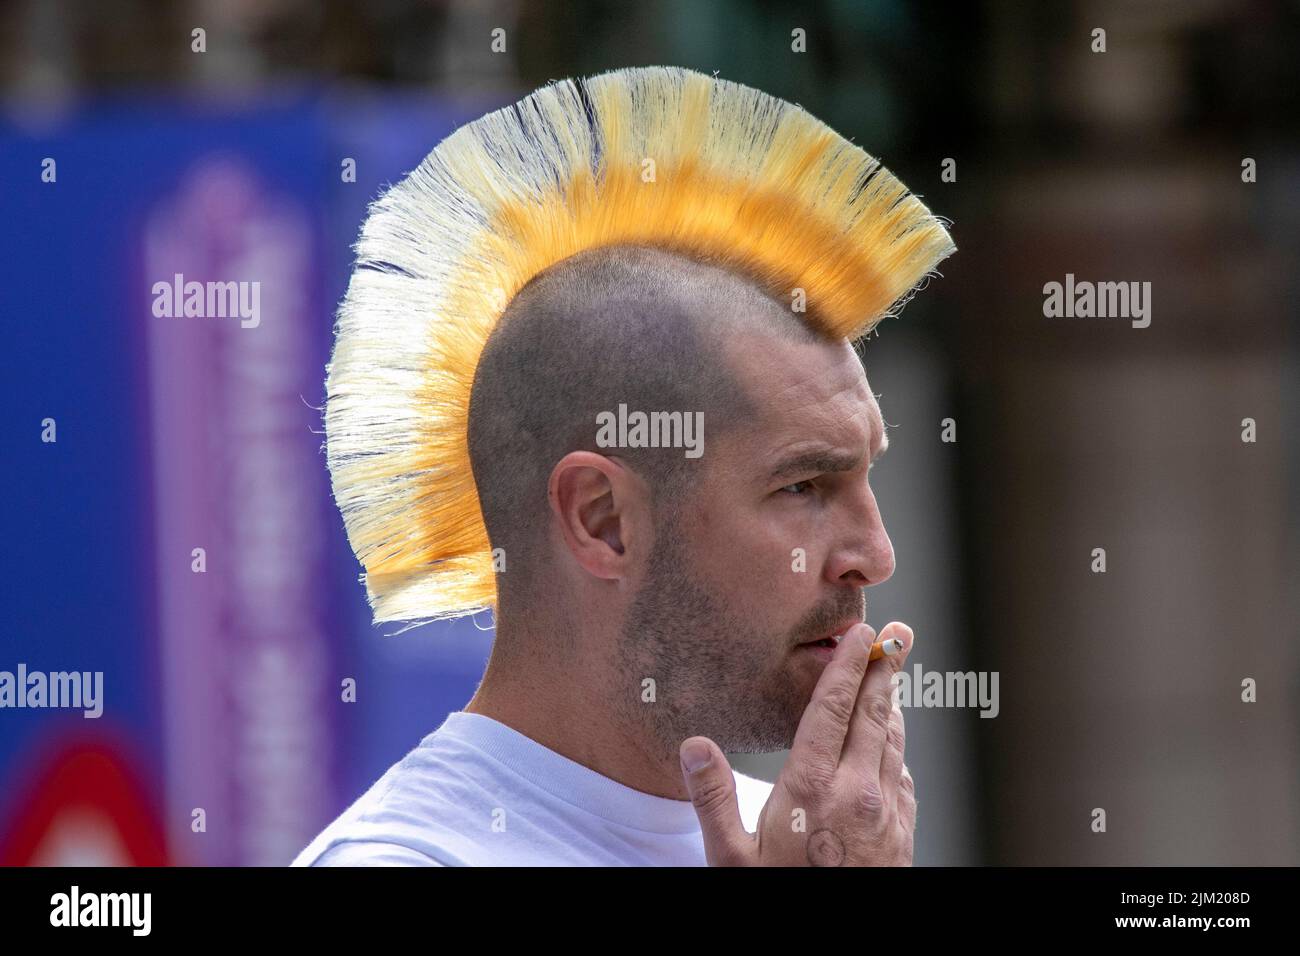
[547,451,647,582]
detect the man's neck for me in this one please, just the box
[463,643,692,802]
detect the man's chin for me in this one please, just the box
[723,725,800,754]
[715,693,808,754]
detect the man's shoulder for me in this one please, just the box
[301,841,449,867]
[290,733,486,867]
[288,724,779,866]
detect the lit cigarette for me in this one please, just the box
[868,637,905,661]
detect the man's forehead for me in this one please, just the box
[723,331,886,460]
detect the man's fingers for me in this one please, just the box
[679,737,748,865]
[789,623,876,774]
[840,622,913,777]
[878,700,907,805]
[898,763,917,833]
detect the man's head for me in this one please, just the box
[324,67,953,632]
[467,244,894,753]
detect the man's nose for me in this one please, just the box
[823,483,895,587]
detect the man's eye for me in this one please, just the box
[780,480,814,495]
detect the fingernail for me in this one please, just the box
[854,623,876,650]
[681,741,712,774]
[887,624,913,650]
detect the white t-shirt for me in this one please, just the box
[290,710,774,867]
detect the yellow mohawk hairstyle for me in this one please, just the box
[325,65,956,625]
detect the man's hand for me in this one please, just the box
[679,622,916,866]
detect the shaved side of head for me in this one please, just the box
[466,244,823,607]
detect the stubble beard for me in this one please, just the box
[615,509,858,759]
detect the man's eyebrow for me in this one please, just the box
[767,448,863,482]
[766,430,889,483]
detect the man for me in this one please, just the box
[292,66,953,866]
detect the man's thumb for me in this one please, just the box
[679,737,746,865]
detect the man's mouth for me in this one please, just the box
[800,636,840,649]
[795,633,841,662]
[795,615,864,663]
[797,617,862,650]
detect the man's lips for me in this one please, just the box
[796,619,864,649]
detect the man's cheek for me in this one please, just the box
[700,507,802,583]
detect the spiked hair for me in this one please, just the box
[324,65,956,625]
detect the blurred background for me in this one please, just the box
[1,0,1296,866]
